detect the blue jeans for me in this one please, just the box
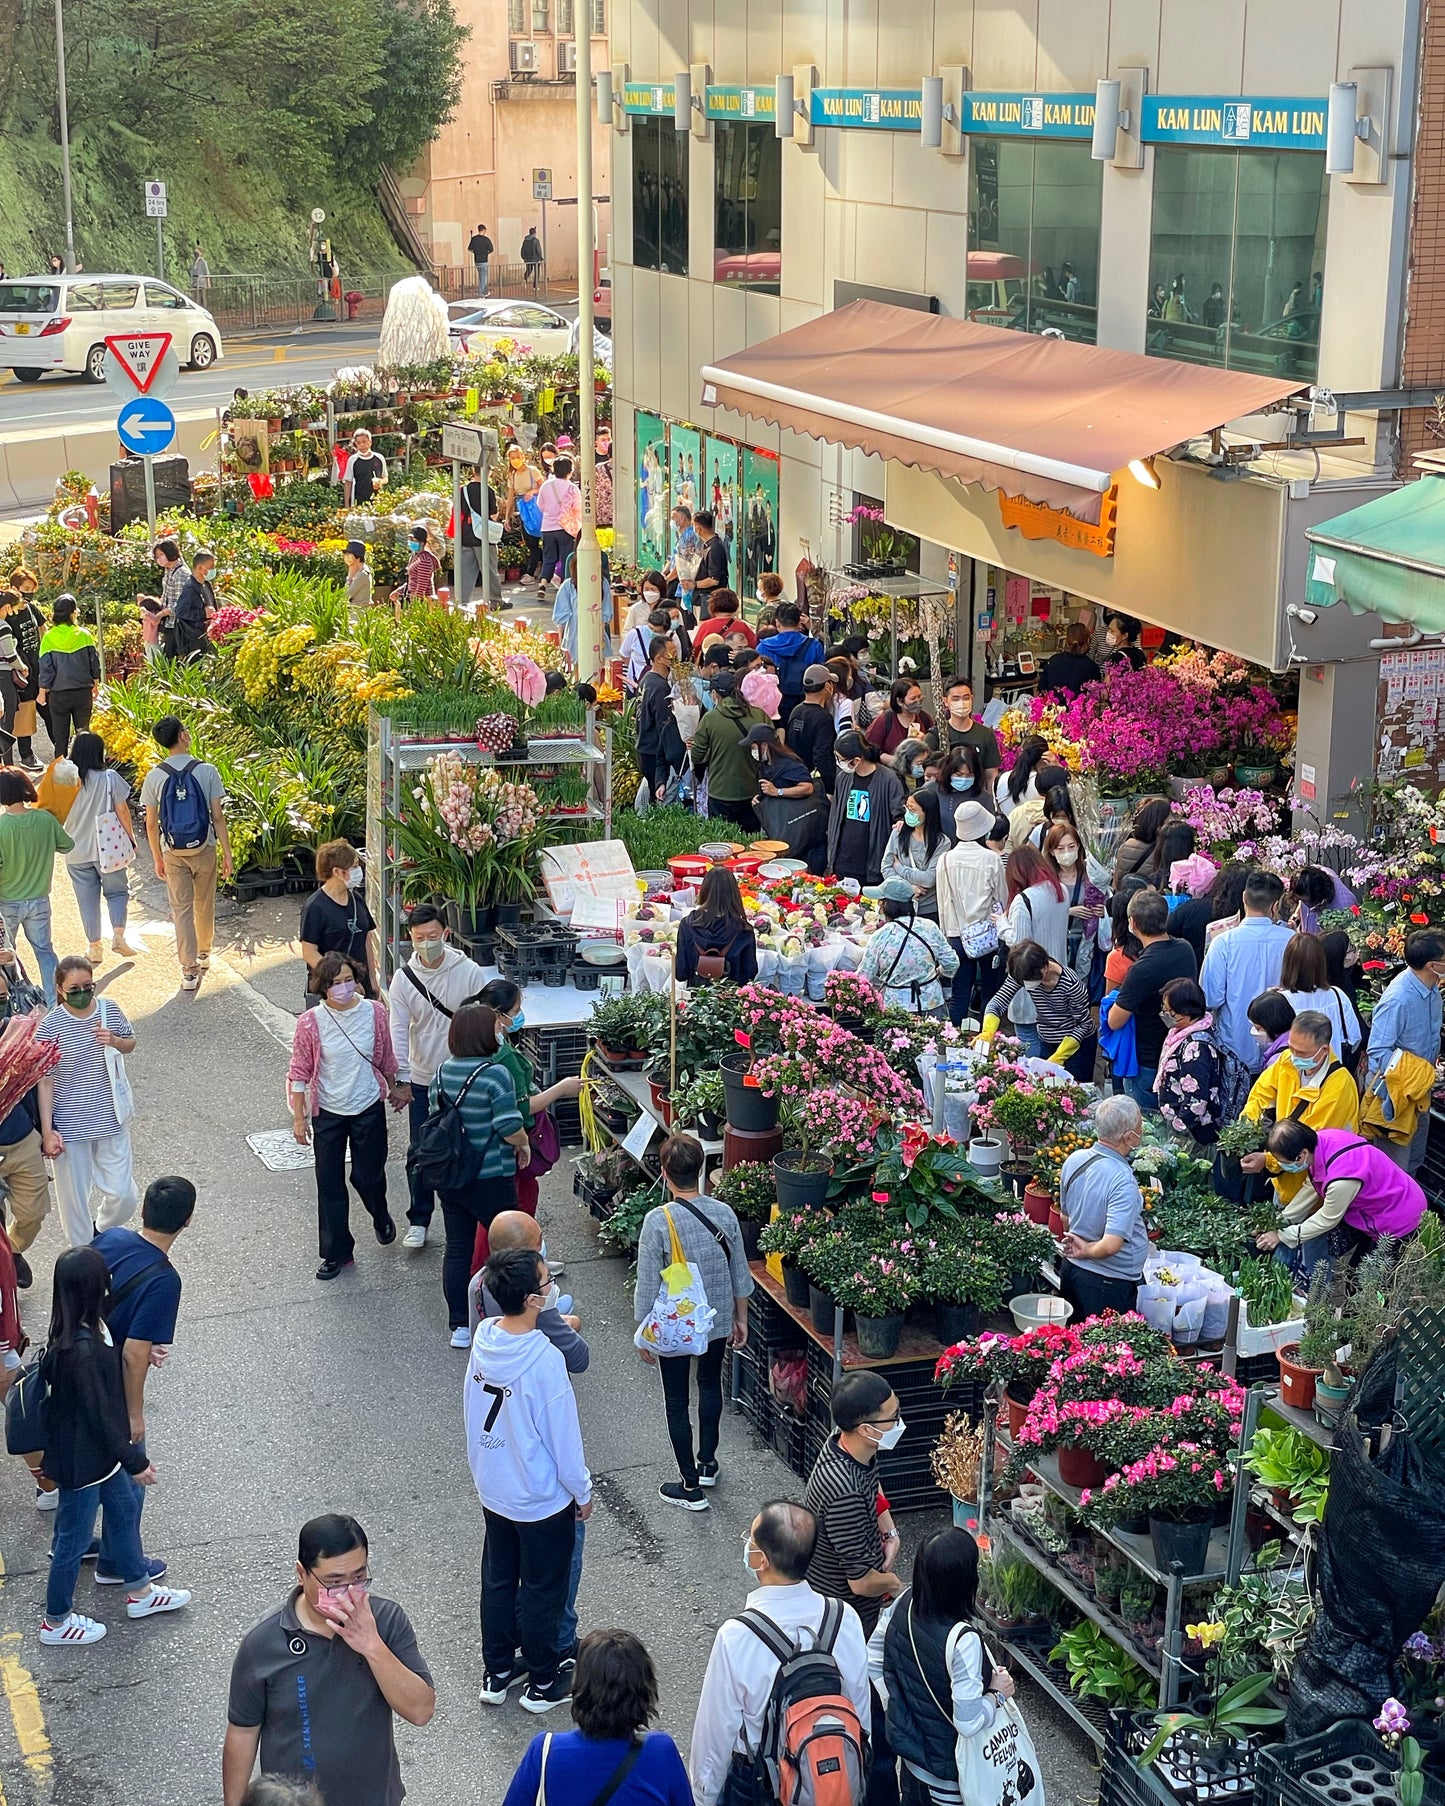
[47,1468,146,1619]
[68,862,130,944]
[0,896,56,1001]
[556,1516,585,1656]
[1276,1235,1332,1282]
[1124,1067,1159,1114]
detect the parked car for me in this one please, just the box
[0,274,225,382]
[448,300,575,358]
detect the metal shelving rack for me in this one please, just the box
[366,708,613,983]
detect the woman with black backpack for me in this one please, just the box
[38,1245,191,1647]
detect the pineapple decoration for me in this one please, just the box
[475,712,518,756]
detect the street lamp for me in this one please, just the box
[54,0,78,272]
[573,8,604,679]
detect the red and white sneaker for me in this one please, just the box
[126,1585,192,1620]
[40,1612,106,1646]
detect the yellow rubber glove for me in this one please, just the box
[1052,1036,1081,1061]
[978,1014,1001,1042]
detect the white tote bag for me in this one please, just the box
[99,998,135,1125]
[634,1207,716,1356]
[911,1611,1046,1806]
[96,797,137,875]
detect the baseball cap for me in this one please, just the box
[862,877,917,904]
[740,723,775,747]
[344,540,367,560]
[710,670,738,697]
[953,800,997,842]
[802,664,833,691]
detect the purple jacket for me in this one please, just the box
[1310,1129,1427,1241]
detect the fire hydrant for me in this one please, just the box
[344,290,363,321]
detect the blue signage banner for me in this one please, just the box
[705,84,776,121]
[1141,94,1327,149]
[623,82,675,115]
[808,87,922,131]
[957,92,1095,138]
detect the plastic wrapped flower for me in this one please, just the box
[503,653,546,708]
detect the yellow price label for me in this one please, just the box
[540,386,556,414]
[465,387,479,413]
[1406,747,1427,768]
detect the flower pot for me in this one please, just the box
[809,1285,839,1338]
[1115,1508,1150,1537]
[739,1218,763,1262]
[721,1051,780,1133]
[1233,761,1278,789]
[695,1107,722,1140]
[951,1497,980,1533]
[494,901,524,929]
[968,1136,1004,1179]
[1047,1205,1067,1238]
[447,900,495,938]
[934,1300,982,1346]
[646,1078,674,1128]
[1148,1510,1213,1576]
[1022,1184,1053,1226]
[1276,1342,1320,1411]
[1057,1440,1109,1491]
[1314,1375,1351,1426]
[772,1151,831,1211]
[855,1312,904,1359]
[253,864,286,897]
[781,1259,810,1309]
[1005,1383,1033,1439]
[1001,1160,1032,1200]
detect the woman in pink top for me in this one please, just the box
[535,453,582,597]
[389,523,441,615]
[1257,1119,1426,1279]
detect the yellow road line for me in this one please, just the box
[0,1554,53,1781]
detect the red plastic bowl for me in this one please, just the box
[667,855,712,882]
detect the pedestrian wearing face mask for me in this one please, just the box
[924,745,984,843]
[390,904,489,1250]
[299,840,380,1005]
[477,976,585,1233]
[1254,1121,1426,1281]
[889,736,932,797]
[879,787,946,918]
[865,678,934,759]
[389,523,440,611]
[981,939,1096,1080]
[1237,1009,1360,1228]
[827,731,906,888]
[38,955,139,1246]
[1056,1095,1150,1319]
[1043,820,1107,984]
[288,954,410,1282]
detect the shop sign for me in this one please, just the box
[957,92,1095,138]
[809,87,923,131]
[623,83,676,115]
[705,84,776,121]
[1141,95,1327,150]
[998,484,1119,558]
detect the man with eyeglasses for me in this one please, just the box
[223,1513,435,1806]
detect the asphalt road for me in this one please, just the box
[0,869,1095,1806]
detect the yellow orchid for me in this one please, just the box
[1186,1621,1226,1648]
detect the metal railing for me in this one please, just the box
[199,263,570,335]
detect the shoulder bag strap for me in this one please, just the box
[589,1741,644,1806]
[906,1596,963,1723]
[323,1000,390,1079]
[107,1258,167,1316]
[818,1594,844,1655]
[1286,1060,1341,1121]
[673,1196,732,1263]
[534,1732,551,1806]
[441,1063,490,1111]
[735,1607,798,1664]
[402,963,454,1020]
[1059,1147,1112,1217]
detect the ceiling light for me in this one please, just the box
[1128,456,1160,490]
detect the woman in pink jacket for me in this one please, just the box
[288,951,411,1280]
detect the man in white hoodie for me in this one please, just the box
[389,904,487,1249]
[466,1245,592,1715]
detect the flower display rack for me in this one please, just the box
[1256,1721,1445,1806]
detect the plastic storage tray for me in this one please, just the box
[1256,1721,1445,1806]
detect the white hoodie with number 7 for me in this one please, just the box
[465,1319,592,1522]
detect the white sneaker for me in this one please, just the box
[449,1326,472,1349]
[126,1585,191,1619]
[35,1485,58,1512]
[180,972,201,992]
[40,1612,105,1645]
[402,1225,427,1249]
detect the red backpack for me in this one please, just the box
[737,1598,869,1806]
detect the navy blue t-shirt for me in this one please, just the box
[93,1228,181,1345]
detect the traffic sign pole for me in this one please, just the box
[157,218,164,284]
[143,453,157,541]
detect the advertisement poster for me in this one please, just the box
[635,412,670,570]
[705,437,741,583]
[741,448,779,594]
[669,424,702,551]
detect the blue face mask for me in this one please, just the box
[950,776,972,793]
[1289,1052,1321,1074]
[507,1010,526,1033]
[1276,1158,1309,1173]
[910,763,924,778]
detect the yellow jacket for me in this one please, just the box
[1244,1051,1361,1204]
[1361,1048,1435,1150]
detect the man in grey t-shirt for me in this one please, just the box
[1058,1094,1150,1321]
[138,715,231,991]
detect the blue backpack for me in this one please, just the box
[158,758,211,851]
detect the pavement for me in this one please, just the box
[0,859,1097,1805]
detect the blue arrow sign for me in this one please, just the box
[117,394,176,457]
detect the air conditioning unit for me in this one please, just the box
[557,40,578,73]
[509,39,539,73]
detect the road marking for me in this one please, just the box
[273,347,285,362]
[0,1593,53,1777]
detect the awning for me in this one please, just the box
[1305,479,1445,631]
[699,299,1306,518]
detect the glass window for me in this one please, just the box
[145,285,188,309]
[966,138,1101,343]
[714,121,782,294]
[1147,148,1328,381]
[590,0,605,32]
[632,116,689,275]
[0,283,60,314]
[65,283,102,313]
[531,0,549,32]
[507,0,525,29]
[98,282,140,309]
[556,0,573,32]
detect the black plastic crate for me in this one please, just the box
[1420,1111,1445,1207]
[569,962,602,991]
[1103,1709,1261,1806]
[1257,1722,1445,1806]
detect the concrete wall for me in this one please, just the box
[0,412,221,513]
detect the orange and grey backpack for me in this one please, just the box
[736,1597,869,1806]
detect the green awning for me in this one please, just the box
[1305,479,1445,630]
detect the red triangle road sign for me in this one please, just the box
[103,332,174,394]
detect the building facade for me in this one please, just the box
[607,0,1436,813]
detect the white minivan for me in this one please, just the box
[0,274,225,382]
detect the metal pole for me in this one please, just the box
[573,18,604,681]
[142,454,157,540]
[540,201,548,291]
[451,457,463,609]
[156,217,165,283]
[54,0,77,272]
[479,440,493,612]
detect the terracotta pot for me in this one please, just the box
[1005,1384,1033,1439]
[1022,1184,1053,1226]
[1057,1440,1109,1490]
[1047,1205,1067,1237]
[1276,1342,1320,1411]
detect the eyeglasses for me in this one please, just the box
[863,1412,900,1428]
[313,1570,371,1592]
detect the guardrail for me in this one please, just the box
[199,264,566,335]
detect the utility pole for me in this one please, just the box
[573,11,604,680]
[54,0,77,272]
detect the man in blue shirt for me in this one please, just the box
[1200,871,1296,1071]
[92,1175,195,1582]
[1366,931,1445,1176]
[1057,1095,1150,1320]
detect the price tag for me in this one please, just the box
[465,387,480,414]
[539,386,557,414]
[734,1029,751,1047]
[622,1113,656,1161]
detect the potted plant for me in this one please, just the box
[711,1160,775,1261]
[758,1209,819,1309]
[823,969,881,1033]
[1048,1621,1156,1708]
[1277,1267,1335,1410]
[1084,1440,1231,1576]
[867,1124,988,1232]
[720,1048,781,1134]
[1244,1425,1330,1526]
[589,993,668,1067]
[671,1070,726,1141]
[827,1246,917,1359]
[1214,1113,1269,1200]
[974,1210,1057,1302]
[798,1226,852,1339]
[934,1321,1084,1433]
[977,1555,1059,1638]
[1135,1617,1284,1773]
[930,1411,987,1528]
[917,1240,1006,1347]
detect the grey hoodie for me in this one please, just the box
[464,1318,591,1521]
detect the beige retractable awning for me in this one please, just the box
[699,299,1306,519]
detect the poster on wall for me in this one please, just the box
[742,448,779,594]
[670,424,702,552]
[635,412,670,571]
[705,437,741,584]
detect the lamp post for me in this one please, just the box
[54,0,77,273]
[573,10,604,681]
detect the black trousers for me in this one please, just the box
[1047,1036,1099,1084]
[948,941,1004,1026]
[438,1174,516,1328]
[313,1101,392,1263]
[481,1502,575,1688]
[1060,1260,1140,1322]
[47,687,92,756]
[708,795,759,832]
[638,751,674,806]
[658,1338,727,1485]
[868,1681,900,1806]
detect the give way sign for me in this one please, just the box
[104,332,173,394]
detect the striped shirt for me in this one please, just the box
[804,1433,887,1635]
[987,965,1093,1048]
[429,1056,523,1182]
[38,999,134,1138]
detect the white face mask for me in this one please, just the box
[541,1282,560,1312]
[344,865,364,890]
[743,1538,761,1578]
[872,1417,906,1451]
[643,588,660,603]
[1055,845,1079,867]
[1250,1025,1271,1045]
